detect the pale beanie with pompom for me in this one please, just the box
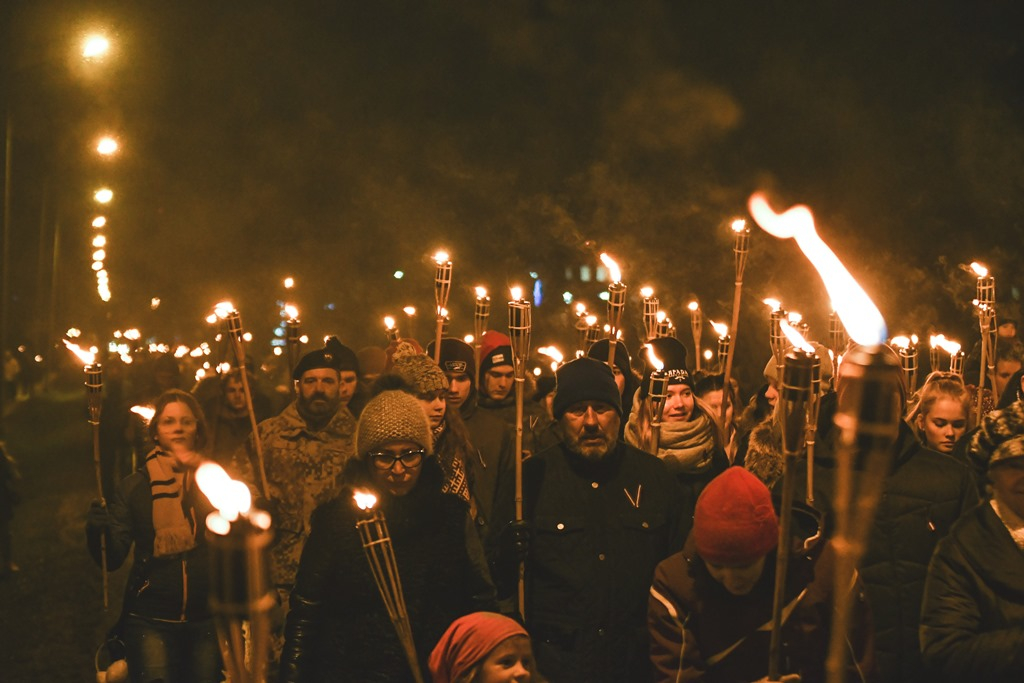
[355,390,433,456]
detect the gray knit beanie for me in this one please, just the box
[392,354,449,395]
[355,390,433,456]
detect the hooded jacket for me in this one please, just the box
[920,500,1024,682]
[648,505,876,682]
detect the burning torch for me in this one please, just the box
[641,287,659,343]
[211,302,269,498]
[720,219,751,428]
[352,490,426,683]
[474,286,490,388]
[433,251,453,365]
[645,345,668,455]
[891,335,919,393]
[711,320,730,374]
[65,339,109,608]
[574,303,590,358]
[749,192,899,683]
[284,304,302,383]
[508,286,532,619]
[384,316,400,343]
[688,301,703,371]
[197,463,275,683]
[601,253,626,370]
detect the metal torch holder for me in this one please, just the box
[434,261,453,364]
[606,282,627,368]
[655,317,673,339]
[769,309,788,378]
[717,336,731,374]
[647,372,669,455]
[508,298,532,620]
[898,345,918,393]
[86,363,109,608]
[690,308,703,371]
[950,350,965,376]
[285,318,302,381]
[643,296,659,342]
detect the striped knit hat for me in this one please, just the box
[355,390,433,456]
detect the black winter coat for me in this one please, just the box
[920,500,1024,682]
[279,460,497,683]
[85,457,215,622]
[794,407,979,683]
[491,440,687,683]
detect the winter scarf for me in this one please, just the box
[144,450,197,557]
[990,497,1024,550]
[626,403,716,474]
[433,420,471,503]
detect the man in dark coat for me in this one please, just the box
[490,357,686,682]
[793,346,978,683]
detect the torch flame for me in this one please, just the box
[780,320,815,354]
[970,262,989,277]
[599,253,622,283]
[433,250,450,264]
[213,301,235,319]
[656,310,667,323]
[687,301,699,312]
[889,336,911,350]
[538,346,564,363]
[196,462,252,522]
[644,344,664,372]
[911,334,919,345]
[762,298,782,312]
[353,490,378,510]
[510,286,523,301]
[130,405,156,423]
[640,286,654,298]
[940,339,962,355]
[787,312,803,324]
[586,314,598,326]
[749,193,887,345]
[384,316,395,330]
[710,320,729,337]
[731,219,747,233]
[63,339,96,365]
[285,304,299,320]
[575,302,587,315]
[475,286,488,299]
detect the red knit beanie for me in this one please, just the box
[693,467,779,566]
[429,612,529,683]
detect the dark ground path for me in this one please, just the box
[1,388,131,682]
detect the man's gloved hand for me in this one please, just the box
[502,520,531,563]
[86,500,111,531]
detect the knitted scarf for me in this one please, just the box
[626,406,716,475]
[433,420,471,503]
[144,449,197,557]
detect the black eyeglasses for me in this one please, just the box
[369,448,425,470]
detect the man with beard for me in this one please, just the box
[490,357,686,682]
[233,336,357,671]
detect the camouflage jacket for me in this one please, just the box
[235,402,356,590]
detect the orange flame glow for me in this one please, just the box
[709,320,729,337]
[434,250,450,264]
[640,286,654,298]
[353,490,377,510]
[285,304,299,320]
[63,339,96,365]
[644,344,664,372]
[599,253,622,283]
[780,320,815,354]
[475,286,488,299]
[196,462,252,522]
[970,262,989,277]
[749,193,887,345]
[687,301,699,312]
[731,219,747,233]
[762,298,782,312]
[510,286,523,301]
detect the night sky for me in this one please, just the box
[3,0,1023,385]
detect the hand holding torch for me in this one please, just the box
[433,251,453,364]
[508,288,532,620]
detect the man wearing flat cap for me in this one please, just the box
[233,336,358,669]
[490,357,686,682]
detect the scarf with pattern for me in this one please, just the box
[144,449,197,557]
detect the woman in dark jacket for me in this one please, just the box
[279,390,496,683]
[920,431,1024,683]
[85,389,221,683]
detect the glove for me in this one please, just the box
[502,520,531,563]
[86,500,111,532]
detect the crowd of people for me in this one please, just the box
[70,310,1024,682]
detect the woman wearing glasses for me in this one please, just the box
[906,372,971,455]
[280,389,497,683]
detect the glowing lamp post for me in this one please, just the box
[750,192,899,683]
[600,253,626,369]
[197,463,274,683]
[433,251,453,364]
[688,301,702,371]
